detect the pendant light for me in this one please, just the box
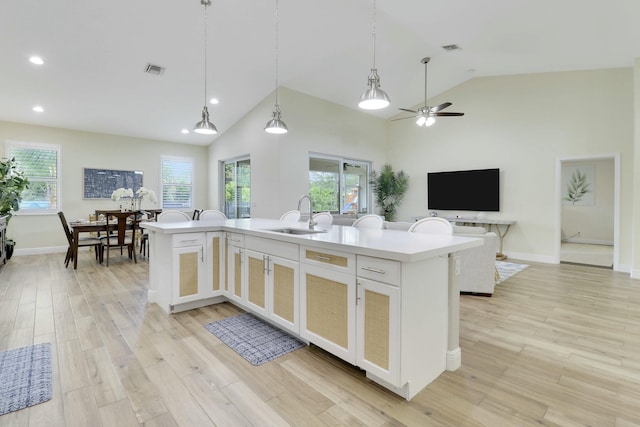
[194,0,217,135]
[358,0,390,110]
[265,0,288,134]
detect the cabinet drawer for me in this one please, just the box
[245,236,298,261]
[301,246,355,274]
[172,233,205,248]
[356,255,400,286]
[225,232,245,247]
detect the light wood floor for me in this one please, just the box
[1,252,640,426]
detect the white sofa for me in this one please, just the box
[383,221,499,296]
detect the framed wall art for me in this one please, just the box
[83,168,143,199]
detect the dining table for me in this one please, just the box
[68,212,151,269]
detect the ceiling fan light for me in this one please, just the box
[416,116,426,127]
[194,106,218,134]
[359,69,390,110]
[425,116,436,126]
[265,107,288,134]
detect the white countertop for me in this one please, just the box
[141,218,483,263]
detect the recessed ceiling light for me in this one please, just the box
[181,129,189,134]
[32,105,44,113]
[209,98,219,105]
[29,56,44,65]
[441,44,461,51]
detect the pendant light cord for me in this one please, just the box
[274,0,280,107]
[371,0,376,69]
[203,0,209,106]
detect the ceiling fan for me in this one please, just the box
[393,57,464,127]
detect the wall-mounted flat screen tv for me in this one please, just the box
[427,168,500,212]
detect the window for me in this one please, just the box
[309,154,371,214]
[221,157,250,219]
[6,141,61,214]
[161,156,193,209]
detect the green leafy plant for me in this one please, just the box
[0,157,30,221]
[564,169,590,205]
[370,164,409,221]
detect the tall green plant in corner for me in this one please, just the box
[370,164,409,221]
[0,157,30,221]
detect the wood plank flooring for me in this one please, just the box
[1,252,640,426]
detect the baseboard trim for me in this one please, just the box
[561,238,613,245]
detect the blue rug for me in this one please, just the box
[496,261,529,284]
[204,313,305,366]
[0,343,52,415]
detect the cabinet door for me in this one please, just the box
[245,249,268,317]
[300,264,356,364]
[172,245,205,305]
[205,232,223,298]
[227,245,244,303]
[356,278,400,385]
[268,255,299,334]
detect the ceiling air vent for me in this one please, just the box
[145,63,165,76]
[441,44,461,52]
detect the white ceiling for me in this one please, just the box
[2,0,639,146]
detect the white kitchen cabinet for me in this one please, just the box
[245,236,299,334]
[226,232,245,304]
[205,231,224,298]
[171,233,206,307]
[300,251,356,364]
[356,255,401,385]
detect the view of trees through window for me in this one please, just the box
[223,158,251,219]
[309,156,370,214]
[8,142,60,212]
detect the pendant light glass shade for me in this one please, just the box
[358,0,390,110]
[194,106,217,134]
[193,0,217,135]
[265,0,288,134]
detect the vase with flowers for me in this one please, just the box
[135,187,157,211]
[111,187,134,211]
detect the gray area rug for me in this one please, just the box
[204,313,305,366]
[496,261,529,284]
[0,343,53,415]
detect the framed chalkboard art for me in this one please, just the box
[83,168,143,199]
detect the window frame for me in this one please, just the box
[160,155,194,210]
[308,153,372,215]
[6,140,62,215]
[220,156,251,219]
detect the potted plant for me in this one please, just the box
[370,163,409,222]
[0,157,30,260]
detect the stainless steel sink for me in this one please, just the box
[266,227,327,235]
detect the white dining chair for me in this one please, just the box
[280,210,301,222]
[199,209,227,221]
[312,212,333,227]
[352,214,384,229]
[408,217,453,234]
[157,211,191,223]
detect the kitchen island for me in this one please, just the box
[141,218,483,400]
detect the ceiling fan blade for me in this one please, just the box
[430,102,452,112]
[398,108,418,113]
[391,116,418,122]
[434,112,464,117]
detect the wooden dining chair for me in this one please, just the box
[58,211,102,268]
[100,211,140,266]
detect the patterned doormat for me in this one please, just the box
[204,313,305,366]
[495,261,529,284]
[0,343,53,415]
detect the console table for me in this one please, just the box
[412,215,516,260]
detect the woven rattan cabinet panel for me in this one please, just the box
[246,250,268,317]
[300,263,356,364]
[171,232,206,308]
[206,232,223,294]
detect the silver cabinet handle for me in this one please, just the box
[361,266,386,275]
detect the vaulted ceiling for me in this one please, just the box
[2,0,639,145]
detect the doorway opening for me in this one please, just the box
[556,154,619,269]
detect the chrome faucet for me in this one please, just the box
[297,194,316,229]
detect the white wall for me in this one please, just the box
[0,121,209,253]
[387,68,634,267]
[208,87,388,219]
